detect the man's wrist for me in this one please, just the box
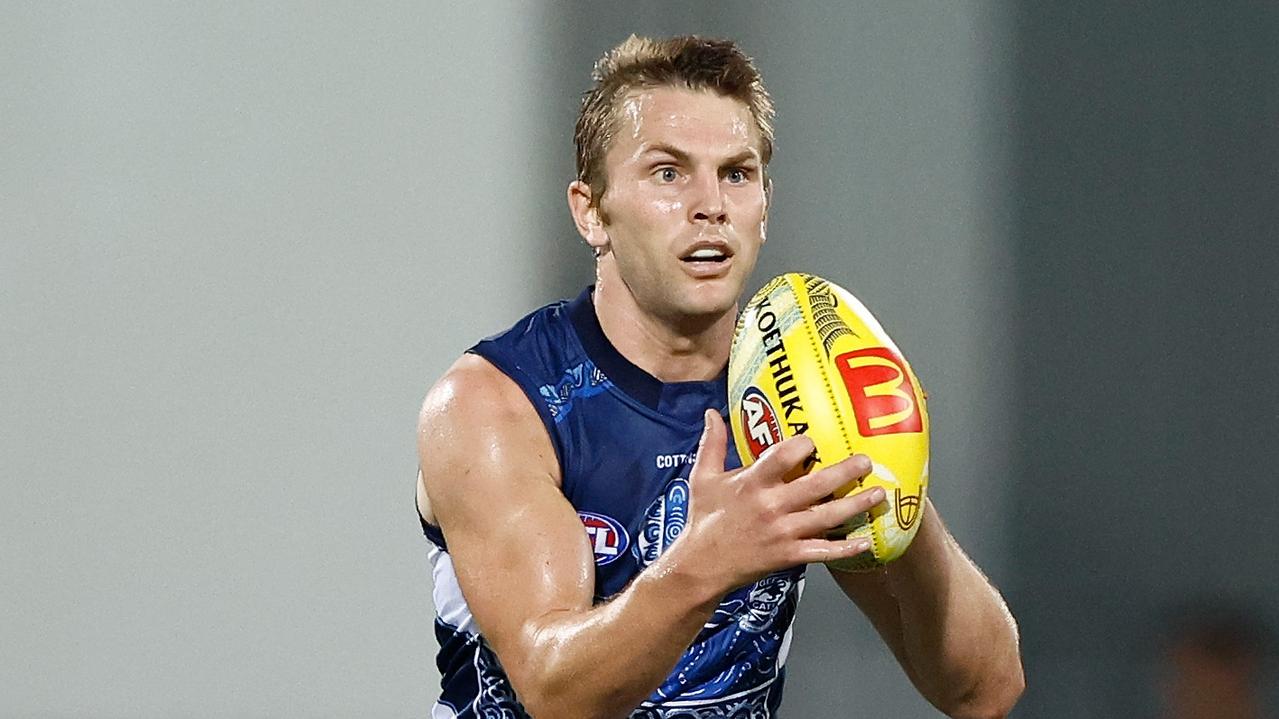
[645,533,729,611]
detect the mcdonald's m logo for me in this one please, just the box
[834,347,923,436]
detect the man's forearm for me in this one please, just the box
[511,542,724,719]
[882,501,1024,718]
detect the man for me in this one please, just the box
[417,35,1024,718]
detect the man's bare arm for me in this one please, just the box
[419,355,883,718]
[831,499,1024,719]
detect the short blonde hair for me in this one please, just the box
[574,35,775,204]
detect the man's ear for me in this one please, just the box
[761,176,772,243]
[568,180,609,254]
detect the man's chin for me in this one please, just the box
[666,288,740,326]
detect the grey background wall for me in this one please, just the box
[3,3,556,715]
[3,2,1274,717]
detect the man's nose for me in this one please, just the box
[690,172,727,224]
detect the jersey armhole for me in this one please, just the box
[419,508,448,550]
[465,344,566,472]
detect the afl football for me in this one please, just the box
[728,273,930,571]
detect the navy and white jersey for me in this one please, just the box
[421,287,806,719]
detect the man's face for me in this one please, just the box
[591,86,768,324]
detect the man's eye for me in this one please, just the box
[726,168,750,184]
[657,167,679,182]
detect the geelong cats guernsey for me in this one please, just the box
[421,287,806,719]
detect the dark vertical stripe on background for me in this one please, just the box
[1007,2,1279,715]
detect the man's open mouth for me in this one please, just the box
[681,245,733,264]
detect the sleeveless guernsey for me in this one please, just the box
[421,287,806,718]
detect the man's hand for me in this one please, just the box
[671,409,886,591]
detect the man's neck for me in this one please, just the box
[592,282,735,384]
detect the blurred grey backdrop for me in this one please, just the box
[2,2,1275,717]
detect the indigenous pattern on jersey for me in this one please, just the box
[420,287,806,719]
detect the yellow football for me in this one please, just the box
[728,273,930,571]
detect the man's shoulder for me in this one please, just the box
[421,354,531,427]
[417,353,561,494]
[418,289,592,473]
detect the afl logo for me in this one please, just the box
[741,387,783,460]
[578,512,629,566]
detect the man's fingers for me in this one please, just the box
[747,433,816,485]
[780,453,873,509]
[692,409,728,476]
[787,486,886,537]
[793,535,873,564]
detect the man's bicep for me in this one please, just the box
[418,357,596,660]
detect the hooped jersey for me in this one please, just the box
[421,287,806,718]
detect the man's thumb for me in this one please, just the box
[695,408,728,474]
